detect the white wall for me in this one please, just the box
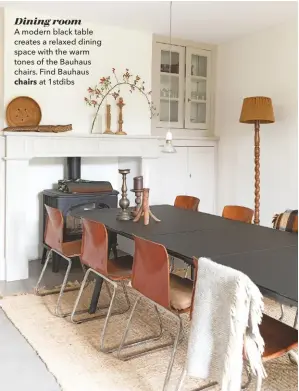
[0,8,4,128]
[4,7,152,135]
[215,19,298,226]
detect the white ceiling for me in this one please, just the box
[1,1,297,44]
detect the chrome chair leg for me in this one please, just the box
[55,257,72,316]
[175,367,187,391]
[294,308,298,329]
[174,365,217,391]
[117,296,167,360]
[279,304,285,321]
[163,315,182,391]
[70,269,131,325]
[35,249,53,293]
[288,309,298,364]
[100,282,117,352]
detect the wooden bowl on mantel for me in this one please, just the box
[6,96,42,127]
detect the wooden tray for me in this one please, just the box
[3,124,72,133]
[6,96,42,127]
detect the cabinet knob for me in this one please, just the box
[188,98,191,102]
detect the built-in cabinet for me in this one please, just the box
[153,38,214,134]
[154,145,216,213]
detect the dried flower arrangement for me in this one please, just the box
[85,68,156,133]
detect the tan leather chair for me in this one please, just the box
[222,205,254,223]
[71,219,133,352]
[35,205,83,317]
[174,195,200,211]
[117,236,194,391]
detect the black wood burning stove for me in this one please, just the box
[42,157,119,271]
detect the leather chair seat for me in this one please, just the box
[170,273,193,311]
[260,314,298,361]
[107,255,133,280]
[61,240,82,257]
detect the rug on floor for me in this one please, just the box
[0,283,297,391]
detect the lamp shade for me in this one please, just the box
[239,96,275,124]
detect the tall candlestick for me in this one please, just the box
[104,104,114,134]
[115,97,127,135]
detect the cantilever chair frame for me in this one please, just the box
[35,246,85,317]
[70,218,133,352]
[117,235,191,391]
[117,290,183,391]
[35,205,86,318]
[71,266,131,352]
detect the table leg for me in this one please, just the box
[88,277,103,314]
[88,230,118,314]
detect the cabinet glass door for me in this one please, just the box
[185,48,211,130]
[156,43,185,128]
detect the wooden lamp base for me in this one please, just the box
[133,188,161,226]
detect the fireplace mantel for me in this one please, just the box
[2,132,160,160]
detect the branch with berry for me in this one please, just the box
[85,68,157,132]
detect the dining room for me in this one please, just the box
[0,1,298,391]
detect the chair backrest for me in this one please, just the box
[174,195,200,211]
[80,219,108,275]
[44,205,64,252]
[222,205,254,223]
[132,236,170,309]
[273,210,298,233]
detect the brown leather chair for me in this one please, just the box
[174,195,200,211]
[35,205,83,317]
[117,236,194,391]
[70,218,133,352]
[222,205,254,223]
[172,195,200,275]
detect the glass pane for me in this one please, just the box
[160,74,179,99]
[161,50,180,74]
[190,102,206,124]
[191,54,207,77]
[160,100,178,122]
[191,79,206,101]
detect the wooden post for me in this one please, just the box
[254,120,260,225]
[104,104,114,134]
[115,97,127,135]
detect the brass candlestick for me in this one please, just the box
[115,97,127,135]
[104,104,114,134]
[131,189,142,217]
[133,188,161,225]
[117,169,131,221]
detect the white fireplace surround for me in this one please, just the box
[0,132,161,281]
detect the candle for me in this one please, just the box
[166,130,172,141]
[106,104,111,130]
[133,176,143,190]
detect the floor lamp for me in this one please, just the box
[239,96,275,225]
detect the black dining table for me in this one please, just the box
[72,205,298,311]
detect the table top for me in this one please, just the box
[73,205,298,306]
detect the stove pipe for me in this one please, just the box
[67,157,81,180]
